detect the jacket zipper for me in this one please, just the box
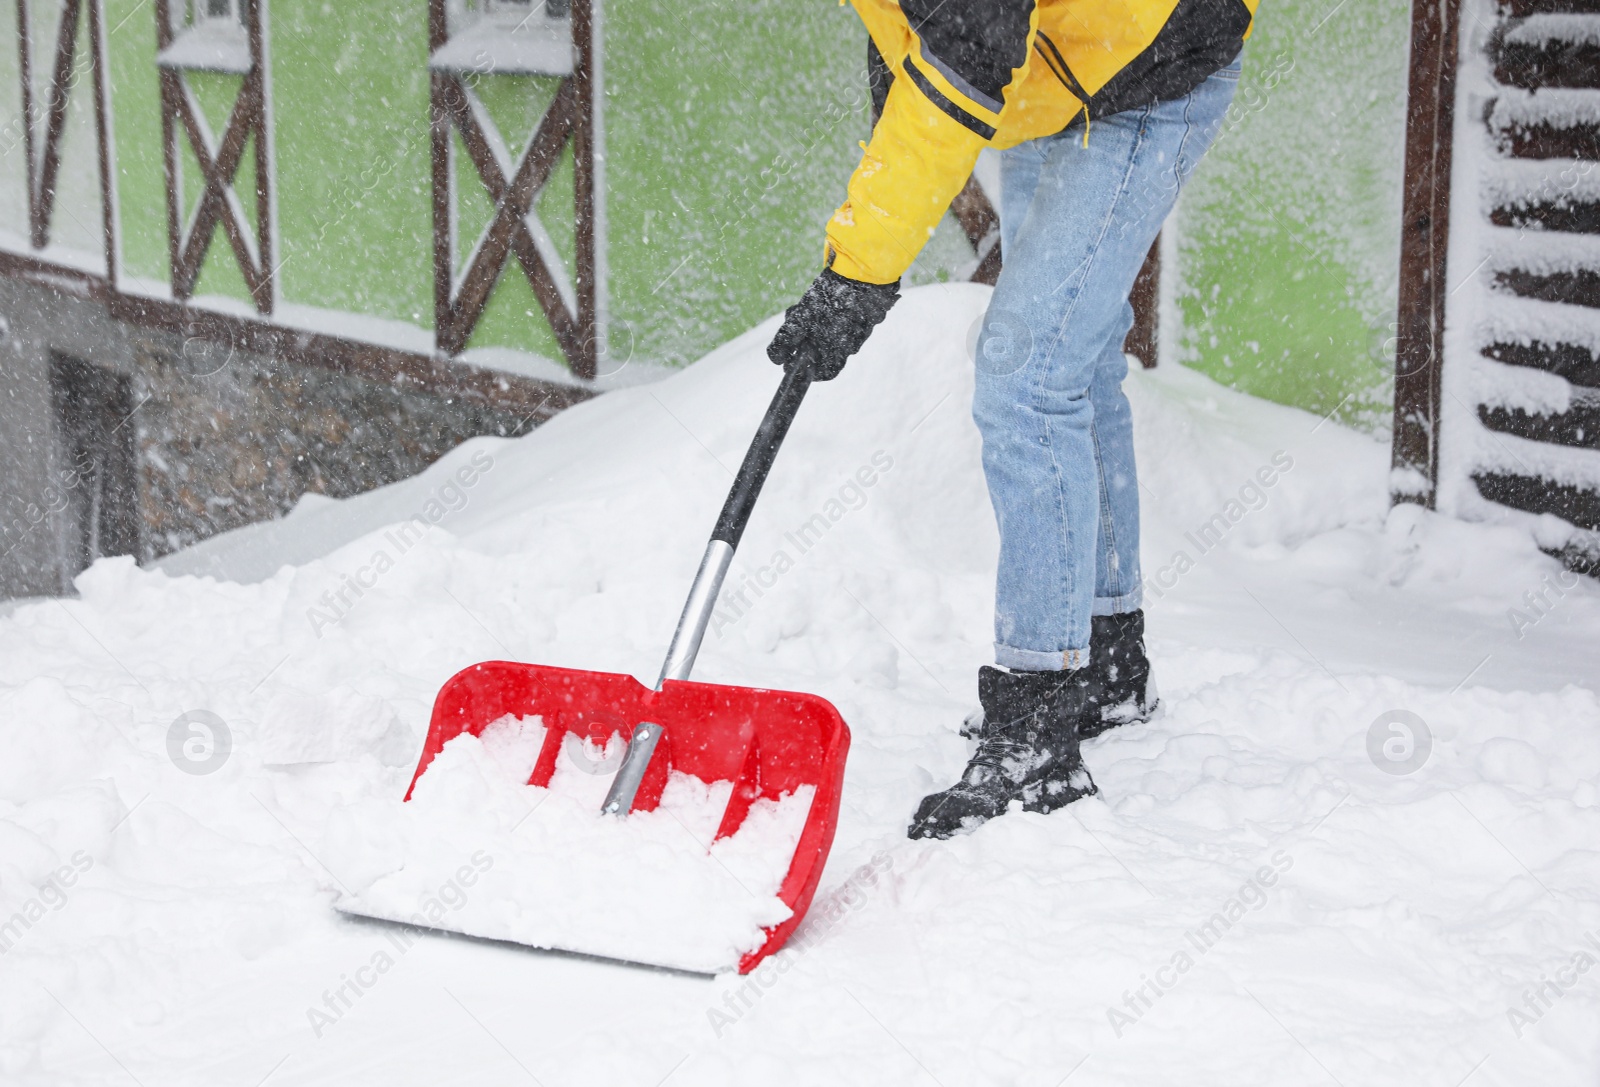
[1034,31,1091,105]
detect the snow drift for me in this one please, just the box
[1,284,1597,1086]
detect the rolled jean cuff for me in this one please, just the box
[995,643,1089,672]
[1091,587,1143,617]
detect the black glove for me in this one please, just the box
[767,268,900,381]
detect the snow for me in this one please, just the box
[155,21,252,75]
[1488,86,1600,134]
[429,14,576,77]
[1479,294,1600,356]
[331,715,812,975]
[1488,226,1600,276]
[1482,157,1600,212]
[1502,14,1600,49]
[2,284,1598,1085]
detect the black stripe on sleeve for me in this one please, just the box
[903,57,998,140]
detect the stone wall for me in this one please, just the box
[0,276,562,600]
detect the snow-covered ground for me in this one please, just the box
[2,284,1597,1086]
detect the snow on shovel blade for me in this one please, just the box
[337,660,849,975]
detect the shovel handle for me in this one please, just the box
[711,361,815,549]
[656,361,814,688]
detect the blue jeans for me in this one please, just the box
[973,58,1240,671]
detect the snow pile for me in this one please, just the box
[0,284,1596,1085]
[330,715,810,974]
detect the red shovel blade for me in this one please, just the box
[406,660,850,974]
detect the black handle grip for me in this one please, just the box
[711,361,814,548]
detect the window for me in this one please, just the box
[195,0,240,26]
[483,0,570,25]
[48,354,140,583]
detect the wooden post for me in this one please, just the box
[1124,237,1161,368]
[1391,0,1462,507]
[570,0,598,380]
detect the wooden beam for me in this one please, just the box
[950,175,1002,286]
[1391,0,1462,507]
[34,0,84,249]
[248,0,273,314]
[1124,238,1160,369]
[0,246,589,420]
[430,71,455,352]
[89,0,117,287]
[571,0,598,379]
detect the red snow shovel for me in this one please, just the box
[401,363,847,974]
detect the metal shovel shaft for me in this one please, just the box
[655,362,814,689]
[605,363,815,817]
[600,722,664,815]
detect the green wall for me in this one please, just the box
[106,0,438,326]
[16,0,1413,424]
[1173,0,1411,428]
[94,0,875,370]
[603,0,868,368]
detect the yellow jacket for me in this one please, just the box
[826,0,1259,284]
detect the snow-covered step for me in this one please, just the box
[1487,87,1600,158]
[1485,225,1600,305]
[1470,347,1589,404]
[1479,291,1600,354]
[1475,469,1600,528]
[1504,11,1600,42]
[1501,0,1600,14]
[1473,354,1600,450]
[1474,284,1600,417]
[1484,156,1600,232]
[1484,336,1600,388]
[1488,221,1600,266]
[1480,397,1600,448]
[1483,155,1600,205]
[1463,348,1600,450]
[1460,383,1600,475]
[1495,14,1600,89]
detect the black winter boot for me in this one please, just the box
[1081,610,1158,739]
[908,667,1097,840]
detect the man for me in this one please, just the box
[766,0,1256,838]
